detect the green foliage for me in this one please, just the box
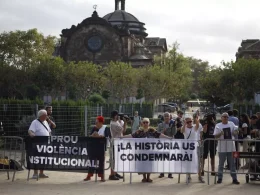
[65,61,103,100]
[103,61,137,101]
[152,42,193,102]
[190,93,198,100]
[88,93,106,104]
[101,90,110,99]
[136,89,144,99]
[0,28,56,69]
[0,29,57,99]
[199,59,260,104]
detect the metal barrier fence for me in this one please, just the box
[202,138,260,185]
[0,136,25,181]
[0,104,155,137]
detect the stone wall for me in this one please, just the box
[63,24,123,63]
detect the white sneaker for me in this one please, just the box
[31,174,38,179]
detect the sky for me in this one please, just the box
[0,0,259,65]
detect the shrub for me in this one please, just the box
[88,93,106,104]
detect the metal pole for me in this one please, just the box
[84,106,88,136]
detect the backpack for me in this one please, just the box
[0,159,23,171]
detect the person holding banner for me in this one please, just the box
[181,114,205,183]
[84,116,111,182]
[158,112,175,179]
[109,110,127,180]
[123,117,171,183]
[28,109,51,179]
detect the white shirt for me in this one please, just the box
[184,124,199,141]
[29,119,51,136]
[118,120,124,127]
[213,121,237,153]
[98,125,107,136]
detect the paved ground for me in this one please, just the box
[0,167,259,195]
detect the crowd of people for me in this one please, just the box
[27,106,260,184]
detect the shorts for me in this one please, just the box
[203,140,217,159]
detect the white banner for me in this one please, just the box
[114,138,198,173]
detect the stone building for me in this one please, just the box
[55,0,167,67]
[236,39,260,104]
[236,39,260,60]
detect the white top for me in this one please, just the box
[184,124,199,141]
[197,123,203,141]
[98,125,107,136]
[118,120,124,127]
[242,123,248,128]
[29,119,51,136]
[213,121,237,153]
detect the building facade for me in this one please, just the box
[54,0,167,67]
[236,39,260,104]
[236,39,260,60]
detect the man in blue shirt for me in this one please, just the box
[228,110,239,126]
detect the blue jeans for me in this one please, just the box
[218,152,237,180]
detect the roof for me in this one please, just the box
[145,37,167,47]
[103,10,140,23]
[103,10,147,37]
[236,39,260,58]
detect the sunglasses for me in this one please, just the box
[186,121,192,124]
[222,116,229,118]
[143,121,149,124]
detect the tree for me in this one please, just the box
[0,28,57,69]
[188,57,210,96]
[88,93,106,104]
[65,61,103,100]
[32,56,65,99]
[137,65,167,102]
[156,42,193,102]
[198,59,260,105]
[0,29,58,99]
[103,62,137,102]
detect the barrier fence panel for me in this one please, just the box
[202,138,260,185]
[0,136,25,181]
[112,138,199,184]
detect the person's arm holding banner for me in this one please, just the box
[159,133,171,139]
[122,134,133,138]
